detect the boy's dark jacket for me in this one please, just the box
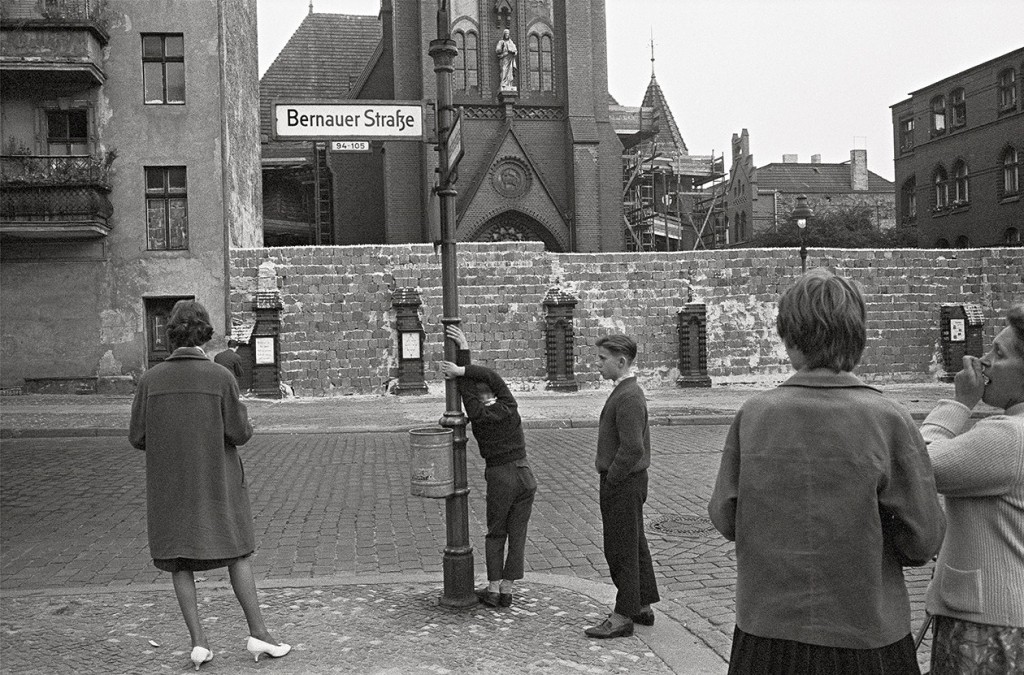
[455,348,526,467]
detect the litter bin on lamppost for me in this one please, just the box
[790,194,814,274]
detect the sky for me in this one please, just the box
[257,0,1024,182]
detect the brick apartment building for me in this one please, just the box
[260,0,623,252]
[0,0,262,390]
[722,129,895,245]
[891,47,1024,248]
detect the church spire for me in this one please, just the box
[650,29,655,78]
[309,1,313,14]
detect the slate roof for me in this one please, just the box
[756,162,894,194]
[260,12,382,140]
[641,74,688,156]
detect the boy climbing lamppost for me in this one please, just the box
[429,0,475,608]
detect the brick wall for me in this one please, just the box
[230,242,1024,396]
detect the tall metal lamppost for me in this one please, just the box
[791,194,814,274]
[428,0,476,608]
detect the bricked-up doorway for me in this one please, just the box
[144,296,193,369]
[476,211,562,251]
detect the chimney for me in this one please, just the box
[850,149,868,191]
[811,154,821,164]
[782,154,798,163]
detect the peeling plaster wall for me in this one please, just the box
[230,243,1024,396]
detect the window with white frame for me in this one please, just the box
[899,117,914,153]
[930,95,946,134]
[950,88,966,127]
[933,166,949,209]
[45,109,89,155]
[952,161,969,204]
[1003,147,1020,196]
[998,68,1017,111]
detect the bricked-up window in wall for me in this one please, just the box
[898,117,914,154]
[528,32,553,91]
[1003,147,1020,196]
[453,30,478,90]
[998,68,1017,111]
[930,95,946,135]
[952,161,969,204]
[1005,228,1021,246]
[935,238,950,248]
[933,166,949,210]
[45,109,89,155]
[145,167,188,250]
[142,34,185,104]
[951,88,966,127]
[955,235,970,248]
[901,177,916,222]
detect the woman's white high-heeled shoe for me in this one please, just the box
[189,646,213,671]
[246,636,291,662]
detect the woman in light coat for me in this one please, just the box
[129,300,289,670]
[921,305,1024,674]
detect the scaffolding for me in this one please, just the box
[622,143,725,251]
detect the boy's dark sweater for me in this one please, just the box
[455,348,526,467]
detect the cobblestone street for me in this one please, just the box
[1,426,935,671]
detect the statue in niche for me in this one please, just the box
[495,29,518,91]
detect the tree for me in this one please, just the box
[740,206,917,249]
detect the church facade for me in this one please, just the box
[260,0,624,252]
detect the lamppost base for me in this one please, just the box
[438,544,477,608]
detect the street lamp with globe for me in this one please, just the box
[790,194,814,274]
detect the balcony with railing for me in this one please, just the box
[1,153,115,240]
[0,0,109,87]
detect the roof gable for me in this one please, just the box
[260,13,382,139]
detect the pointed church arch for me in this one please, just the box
[469,209,564,252]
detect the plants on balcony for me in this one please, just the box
[0,148,116,188]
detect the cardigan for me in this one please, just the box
[129,347,255,561]
[454,348,526,467]
[921,400,1024,628]
[596,376,651,485]
[708,369,946,649]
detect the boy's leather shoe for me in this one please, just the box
[632,609,655,626]
[498,592,513,607]
[475,587,501,607]
[584,617,634,639]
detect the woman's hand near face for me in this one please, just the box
[953,355,986,409]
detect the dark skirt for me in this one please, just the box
[153,552,252,573]
[728,626,920,675]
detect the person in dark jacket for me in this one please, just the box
[129,301,289,671]
[439,325,536,608]
[708,269,945,674]
[584,333,660,639]
[213,338,244,383]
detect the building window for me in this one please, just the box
[1003,147,1020,196]
[950,87,966,127]
[898,117,914,154]
[142,34,185,104]
[45,109,89,155]
[955,235,970,248]
[453,30,478,90]
[527,32,553,92]
[930,95,946,135]
[935,238,950,248]
[998,68,1017,111]
[145,167,188,250]
[952,161,969,204]
[1004,227,1021,246]
[933,166,949,210]
[901,177,916,222]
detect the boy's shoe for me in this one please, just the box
[475,587,501,607]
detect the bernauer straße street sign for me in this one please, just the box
[272,100,425,141]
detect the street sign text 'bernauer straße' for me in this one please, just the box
[273,101,425,141]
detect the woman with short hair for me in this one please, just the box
[129,300,289,670]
